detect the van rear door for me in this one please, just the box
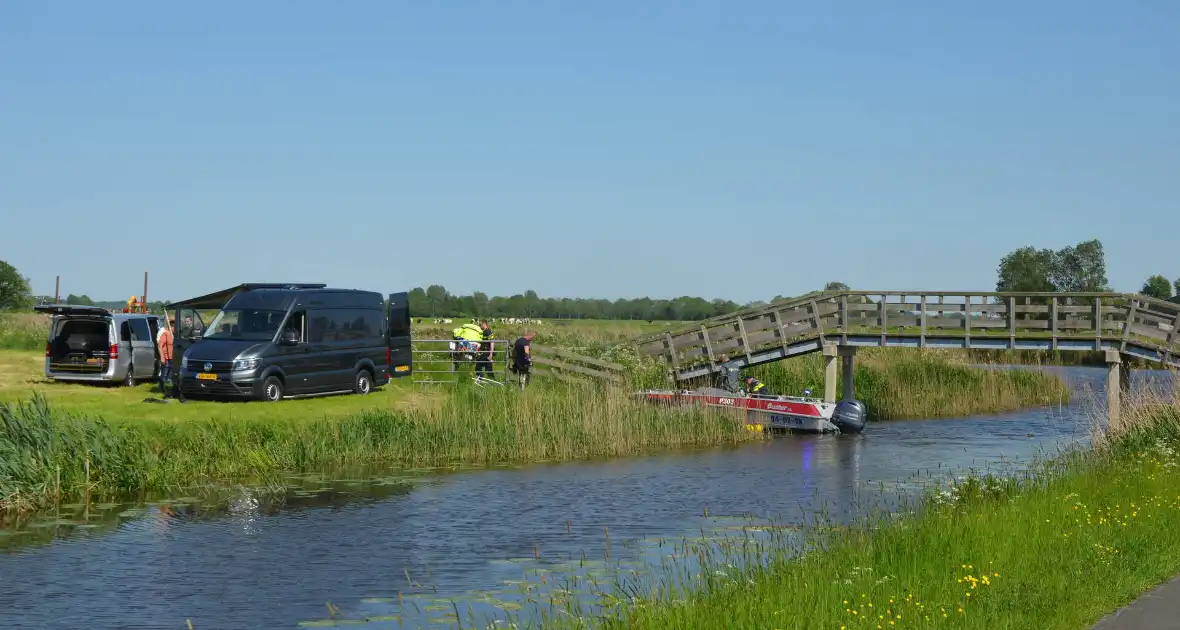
[387,292,412,377]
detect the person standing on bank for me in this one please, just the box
[474,319,496,379]
[157,318,175,397]
[510,331,536,389]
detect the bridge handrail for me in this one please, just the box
[633,291,1180,377]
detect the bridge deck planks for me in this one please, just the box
[634,291,1180,383]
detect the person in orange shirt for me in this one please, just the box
[158,318,175,396]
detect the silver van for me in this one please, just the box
[34,305,166,386]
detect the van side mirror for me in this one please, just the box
[279,329,299,345]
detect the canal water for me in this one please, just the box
[0,366,1171,630]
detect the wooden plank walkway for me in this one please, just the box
[634,291,1180,383]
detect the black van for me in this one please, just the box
[177,286,411,401]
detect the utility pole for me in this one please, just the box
[54,276,60,303]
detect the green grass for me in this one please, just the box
[571,393,1180,630]
[0,313,43,351]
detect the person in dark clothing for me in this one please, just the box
[474,319,496,379]
[714,354,742,393]
[743,375,773,398]
[510,331,536,389]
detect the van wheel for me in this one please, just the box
[261,376,284,402]
[124,366,136,388]
[354,370,373,395]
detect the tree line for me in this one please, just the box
[3,251,1176,319]
[404,282,857,321]
[994,238,1179,302]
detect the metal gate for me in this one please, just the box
[410,340,626,386]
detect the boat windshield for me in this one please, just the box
[203,309,288,341]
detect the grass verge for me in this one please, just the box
[578,390,1180,630]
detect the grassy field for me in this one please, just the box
[574,392,1180,630]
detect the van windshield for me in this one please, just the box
[203,309,288,341]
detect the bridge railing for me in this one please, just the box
[636,291,1180,377]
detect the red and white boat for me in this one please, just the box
[640,387,867,434]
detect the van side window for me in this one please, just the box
[120,321,132,342]
[284,311,307,343]
[129,318,151,342]
[178,308,205,338]
[309,311,333,343]
[308,309,382,343]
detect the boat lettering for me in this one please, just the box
[767,403,791,411]
[718,398,735,406]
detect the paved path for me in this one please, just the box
[1091,575,1180,629]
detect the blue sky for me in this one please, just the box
[2,1,1177,304]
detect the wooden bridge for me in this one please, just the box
[634,291,1180,421]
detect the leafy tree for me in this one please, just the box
[995,247,1056,292]
[424,285,448,316]
[1050,239,1109,292]
[65,293,96,305]
[407,287,429,317]
[995,240,1109,294]
[1175,278,1180,299]
[823,281,851,292]
[1141,275,1173,300]
[471,291,488,316]
[0,261,32,311]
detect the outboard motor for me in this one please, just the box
[832,400,868,434]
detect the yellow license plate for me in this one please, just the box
[196,372,217,381]
[394,365,409,373]
[86,358,100,364]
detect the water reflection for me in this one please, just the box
[0,366,1173,630]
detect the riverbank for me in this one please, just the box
[0,387,755,512]
[0,346,1073,513]
[587,393,1180,630]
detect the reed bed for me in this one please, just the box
[0,386,756,512]
[569,389,1180,630]
[745,347,1071,420]
[0,313,45,351]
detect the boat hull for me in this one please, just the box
[641,388,846,434]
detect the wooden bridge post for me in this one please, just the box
[1105,350,1131,425]
[839,345,856,401]
[822,343,838,403]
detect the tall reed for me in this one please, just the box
[0,313,45,351]
[745,348,1070,419]
[0,387,756,512]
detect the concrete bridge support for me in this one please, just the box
[840,345,856,402]
[823,344,838,403]
[1105,350,1132,425]
[822,344,858,403]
